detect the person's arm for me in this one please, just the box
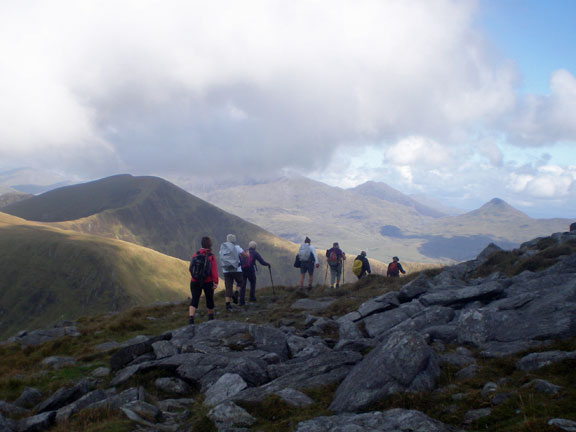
[311,246,319,267]
[210,253,219,287]
[255,251,270,267]
[398,262,406,274]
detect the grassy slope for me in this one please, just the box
[0,212,190,340]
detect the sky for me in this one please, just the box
[0,0,574,218]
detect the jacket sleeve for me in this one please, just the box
[210,254,219,284]
[255,251,269,267]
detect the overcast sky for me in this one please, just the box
[0,0,574,218]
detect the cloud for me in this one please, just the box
[505,69,576,145]
[0,0,521,179]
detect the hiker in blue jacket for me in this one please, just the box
[239,241,271,305]
[326,242,346,288]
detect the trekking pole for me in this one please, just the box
[324,264,328,285]
[268,266,275,295]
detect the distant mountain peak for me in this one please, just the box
[469,197,530,219]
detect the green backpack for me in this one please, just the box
[352,258,363,277]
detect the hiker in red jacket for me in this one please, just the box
[188,236,218,324]
[387,256,406,277]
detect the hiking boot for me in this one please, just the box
[188,316,195,325]
[208,314,215,321]
[232,291,239,304]
[226,303,233,312]
[307,284,312,290]
[249,297,257,303]
[336,283,340,288]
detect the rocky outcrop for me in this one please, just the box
[2,230,575,431]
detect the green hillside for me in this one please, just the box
[0,213,190,340]
[2,175,304,286]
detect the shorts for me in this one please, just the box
[300,260,315,275]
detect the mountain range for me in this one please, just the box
[198,176,572,263]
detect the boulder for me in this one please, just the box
[294,408,460,432]
[419,282,505,308]
[55,389,109,423]
[571,222,576,232]
[17,411,56,432]
[330,331,440,413]
[110,334,170,371]
[522,379,562,395]
[204,373,248,406]
[274,388,314,407]
[362,303,423,338]
[464,408,491,424]
[548,418,576,431]
[398,274,431,303]
[250,325,290,360]
[40,356,77,370]
[517,350,576,371]
[0,413,15,432]
[0,401,29,417]
[14,387,43,409]
[35,379,95,413]
[155,377,191,396]
[207,401,256,431]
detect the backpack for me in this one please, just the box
[328,249,340,266]
[388,261,399,275]
[240,250,253,269]
[298,243,312,261]
[219,242,240,271]
[352,258,363,277]
[189,251,212,280]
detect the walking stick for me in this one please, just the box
[324,264,328,285]
[268,266,275,295]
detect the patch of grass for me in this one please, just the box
[51,407,132,432]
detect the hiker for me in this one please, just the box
[326,242,346,288]
[239,240,271,304]
[219,234,244,311]
[188,236,218,324]
[298,236,319,289]
[353,251,371,279]
[387,256,406,277]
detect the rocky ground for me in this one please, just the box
[1,229,576,431]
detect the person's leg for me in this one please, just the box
[234,272,244,305]
[336,263,342,287]
[204,283,215,320]
[299,265,307,288]
[224,273,234,310]
[189,281,202,324]
[308,263,314,288]
[330,266,336,287]
[239,270,248,305]
[248,271,257,301]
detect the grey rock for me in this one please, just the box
[94,341,121,352]
[55,389,108,423]
[15,326,80,348]
[522,379,562,395]
[330,331,440,413]
[334,338,377,352]
[232,351,362,404]
[516,350,576,371]
[337,319,363,340]
[274,388,314,407]
[286,335,328,358]
[90,367,111,378]
[156,398,195,412]
[87,387,141,410]
[387,306,455,338]
[40,356,76,369]
[17,411,56,432]
[464,408,491,424]
[439,353,476,367]
[110,334,169,371]
[571,222,576,232]
[0,413,15,432]
[398,274,431,303]
[204,373,248,406]
[455,364,478,380]
[0,401,29,417]
[480,340,550,358]
[357,291,399,318]
[481,382,498,397]
[548,418,576,431]
[14,387,43,409]
[456,309,491,347]
[35,379,94,413]
[420,282,504,307]
[477,243,503,262]
[250,325,290,360]
[294,408,460,432]
[152,340,179,359]
[362,302,423,338]
[207,401,256,430]
[122,400,163,423]
[425,325,458,343]
[491,392,513,405]
[290,298,335,311]
[155,377,191,396]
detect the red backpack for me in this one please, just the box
[388,261,399,275]
[328,249,340,266]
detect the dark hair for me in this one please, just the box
[201,236,212,249]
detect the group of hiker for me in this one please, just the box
[188,234,406,324]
